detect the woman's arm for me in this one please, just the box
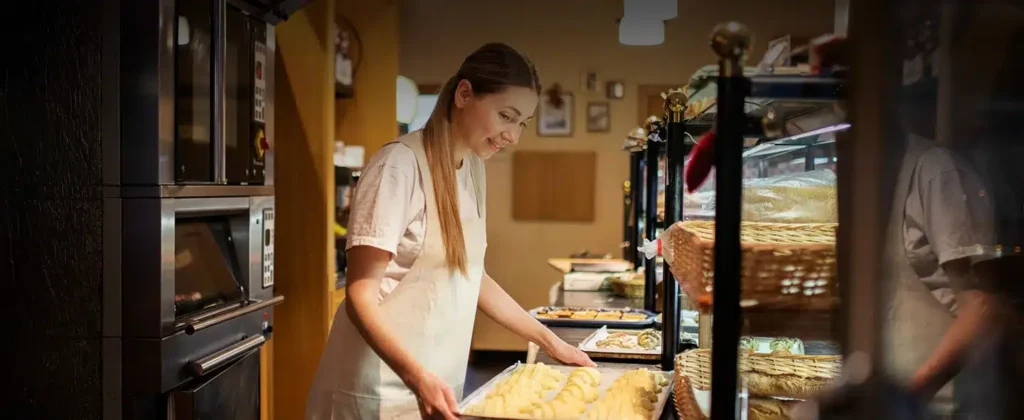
[910,260,1001,397]
[344,246,428,385]
[477,272,596,366]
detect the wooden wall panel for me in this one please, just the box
[272,0,336,418]
[512,151,596,222]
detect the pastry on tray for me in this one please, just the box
[637,329,662,350]
[621,313,648,321]
[596,332,633,349]
[594,312,622,320]
[549,308,574,317]
[570,312,597,320]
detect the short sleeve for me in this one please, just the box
[345,145,418,257]
[919,161,996,266]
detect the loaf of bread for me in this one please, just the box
[744,370,834,399]
[748,397,798,420]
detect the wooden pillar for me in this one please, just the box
[271,0,337,418]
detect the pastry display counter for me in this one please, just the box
[613,20,851,419]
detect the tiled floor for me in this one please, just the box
[464,351,526,395]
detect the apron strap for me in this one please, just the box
[466,154,487,219]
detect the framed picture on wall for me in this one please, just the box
[538,91,574,137]
[586,101,611,132]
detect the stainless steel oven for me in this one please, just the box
[119,196,280,418]
[119,0,310,188]
[173,0,272,184]
[170,347,262,420]
[106,0,307,418]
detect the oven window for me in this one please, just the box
[174,218,245,318]
[175,0,215,182]
[225,5,251,183]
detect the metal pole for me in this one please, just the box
[709,22,751,420]
[661,90,688,371]
[643,139,662,313]
[628,152,644,265]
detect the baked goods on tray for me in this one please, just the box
[593,328,662,351]
[587,368,669,420]
[532,306,652,323]
[464,364,605,419]
[463,363,566,417]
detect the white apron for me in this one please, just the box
[883,135,955,402]
[306,135,488,419]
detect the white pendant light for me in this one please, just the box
[619,16,664,46]
[396,75,419,125]
[624,0,677,21]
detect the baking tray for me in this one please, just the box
[529,306,657,329]
[577,326,661,361]
[458,362,674,420]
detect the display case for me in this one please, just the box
[651,2,1024,417]
[620,26,850,419]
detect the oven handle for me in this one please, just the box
[185,295,285,335]
[189,334,265,378]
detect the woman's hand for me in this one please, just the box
[543,338,597,367]
[408,369,459,420]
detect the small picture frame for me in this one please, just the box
[586,101,611,133]
[582,72,598,92]
[538,92,574,137]
[606,80,625,99]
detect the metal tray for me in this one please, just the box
[457,362,674,420]
[577,326,661,361]
[529,306,656,329]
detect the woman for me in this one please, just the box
[306,43,595,420]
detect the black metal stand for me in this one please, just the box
[660,91,688,372]
[709,23,751,420]
[627,151,644,266]
[643,140,663,313]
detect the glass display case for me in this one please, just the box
[647,1,1024,418]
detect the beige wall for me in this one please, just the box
[399,0,834,351]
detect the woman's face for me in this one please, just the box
[453,80,538,160]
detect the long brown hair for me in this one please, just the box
[422,43,540,276]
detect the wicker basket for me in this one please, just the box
[662,221,838,310]
[673,349,843,419]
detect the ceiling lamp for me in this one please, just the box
[619,16,664,46]
[396,75,419,125]
[624,0,678,21]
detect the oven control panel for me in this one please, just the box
[261,208,275,288]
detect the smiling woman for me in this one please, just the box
[306,43,594,420]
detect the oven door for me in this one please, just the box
[175,0,272,185]
[169,339,263,420]
[122,196,276,339]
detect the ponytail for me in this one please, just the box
[422,75,469,276]
[419,43,539,276]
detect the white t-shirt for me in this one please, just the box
[345,132,482,299]
[902,139,995,313]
